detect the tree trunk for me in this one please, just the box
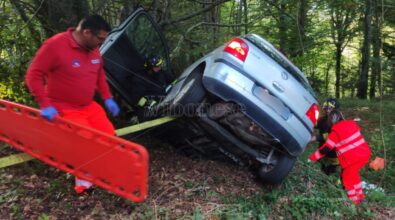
[119,0,140,23]
[295,0,307,57]
[328,0,358,98]
[243,0,248,34]
[9,0,42,47]
[212,0,221,44]
[152,0,158,21]
[335,46,342,98]
[32,0,89,37]
[235,0,242,35]
[278,2,287,52]
[357,0,372,99]
[392,65,395,95]
[325,63,332,96]
[370,0,382,98]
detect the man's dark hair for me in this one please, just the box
[80,14,111,34]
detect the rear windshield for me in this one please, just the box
[245,34,316,97]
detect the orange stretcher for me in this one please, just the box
[0,99,148,202]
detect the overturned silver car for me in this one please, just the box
[100,8,319,184]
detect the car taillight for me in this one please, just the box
[224,38,249,62]
[306,103,320,125]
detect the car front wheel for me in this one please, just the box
[258,152,296,184]
[170,69,206,116]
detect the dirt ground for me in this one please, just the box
[0,142,265,219]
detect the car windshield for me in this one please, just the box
[124,14,169,71]
[245,34,316,97]
[100,11,173,107]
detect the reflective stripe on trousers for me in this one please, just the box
[75,178,93,188]
[354,182,364,200]
[347,189,360,203]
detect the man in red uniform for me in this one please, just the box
[25,15,120,195]
[310,110,371,204]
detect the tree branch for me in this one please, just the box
[263,0,296,21]
[159,0,230,27]
[10,0,43,46]
[171,21,248,59]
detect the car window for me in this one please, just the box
[124,14,169,71]
[245,34,315,97]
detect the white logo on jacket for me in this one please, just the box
[71,59,81,68]
[91,59,100,64]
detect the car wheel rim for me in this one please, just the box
[260,164,275,173]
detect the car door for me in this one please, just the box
[100,7,171,107]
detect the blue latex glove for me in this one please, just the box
[40,106,58,121]
[104,98,120,117]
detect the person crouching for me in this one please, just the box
[309,110,371,204]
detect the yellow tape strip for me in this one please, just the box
[0,153,35,169]
[0,117,176,169]
[116,116,177,136]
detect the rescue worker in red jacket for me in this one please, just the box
[310,110,371,204]
[25,15,119,195]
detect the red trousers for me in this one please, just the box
[58,101,115,189]
[341,156,370,204]
[59,101,115,135]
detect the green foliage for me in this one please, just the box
[193,207,202,220]
[286,194,357,219]
[38,214,50,220]
[0,77,35,106]
[0,1,39,105]
[10,203,23,220]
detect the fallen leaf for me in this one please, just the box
[23,204,31,212]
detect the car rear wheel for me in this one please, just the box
[170,69,206,115]
[258,152,296,184]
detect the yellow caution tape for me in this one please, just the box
[0,116,176,169]
[116,116,177,136]
[0,153,34,169]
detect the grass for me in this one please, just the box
[341,97,395,193]
[194,97,395,219]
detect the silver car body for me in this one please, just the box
[100,8,319,183]
[165,34,318,156]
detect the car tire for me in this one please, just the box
[258,152,296,184]
[170,69,206,115]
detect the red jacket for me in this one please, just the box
[310,120,371,168]
[26,28,112,109]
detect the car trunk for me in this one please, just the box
[243,35,317,129]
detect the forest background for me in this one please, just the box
[0,0,395,219]
[0,0,394,103]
